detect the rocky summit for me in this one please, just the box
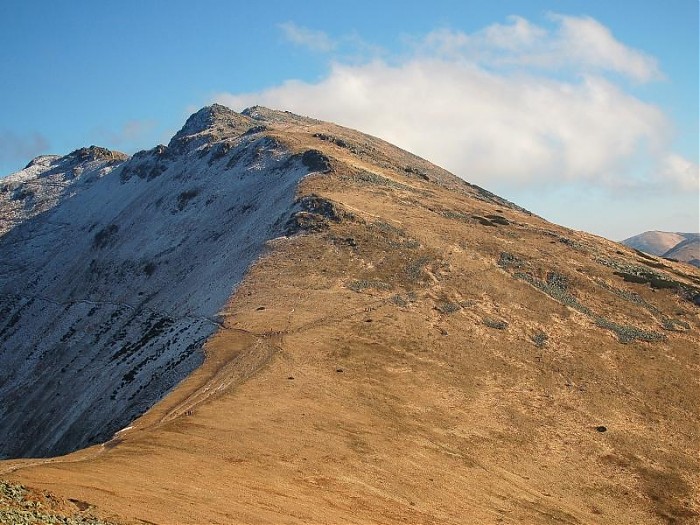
[0,105,698,524]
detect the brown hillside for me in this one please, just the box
[2,108,699,525]
[621,231,688,257]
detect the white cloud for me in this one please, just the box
[549,14,662,82]
[417,15,661,81]
[214,15,690,193]
[279,22,335,52]
[657,154,699,191]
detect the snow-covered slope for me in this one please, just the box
[0,147,127,237]
[0,105,316,458]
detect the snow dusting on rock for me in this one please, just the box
[0,107,316,458]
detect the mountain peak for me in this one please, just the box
[21,147,125,172]
[68,145,128,163]
[168,104,252,148]
[23,154,61,170]
[191,103,237,124]
[241,105,319,126]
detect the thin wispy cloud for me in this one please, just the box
[658,154,699,192]
[0,131,50,167]
[217,15,696,193]
[91,119,157,150]
[278,22,335,52]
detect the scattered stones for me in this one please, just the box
[510,269,666,344]
[558,236,584,250]
[595,278,691,332]
[593,317,665,344]
[531,331,548,348]
[391,294,408,307]
[483,318,508,330]
[546,272,569,291]
[0,480,115,525]
[286,195,352,234]
[312,133,354,151]
[405,256,432,282]
[498,252,524,269]
[300,150,332,173]
[347,279,390,292]
[597,256,700,305]
[436,301,461,314]
[404,166,430,180]
[92,224,119,249]
[472,215,498,227]
[661,318,690,331]
[485,214,509,225]
[349,171,415,193]
[175,188,200,211]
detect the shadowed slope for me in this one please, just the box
[0,106,312,457]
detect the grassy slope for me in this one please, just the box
[2,116,699,524]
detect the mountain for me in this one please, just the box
[663,237,700,268]
[622,231,700,267]
[1,105,698,525]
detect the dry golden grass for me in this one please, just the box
[2,115,698,524]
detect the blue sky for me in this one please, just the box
[0,0,697,240]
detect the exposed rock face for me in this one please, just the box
[168,103,253,152]
[0,108,316,457]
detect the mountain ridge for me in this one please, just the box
[1,105,698,524]
[622,230,700,267]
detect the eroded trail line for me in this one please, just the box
[157,335,280,425]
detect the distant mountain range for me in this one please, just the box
[622,231,700,267]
